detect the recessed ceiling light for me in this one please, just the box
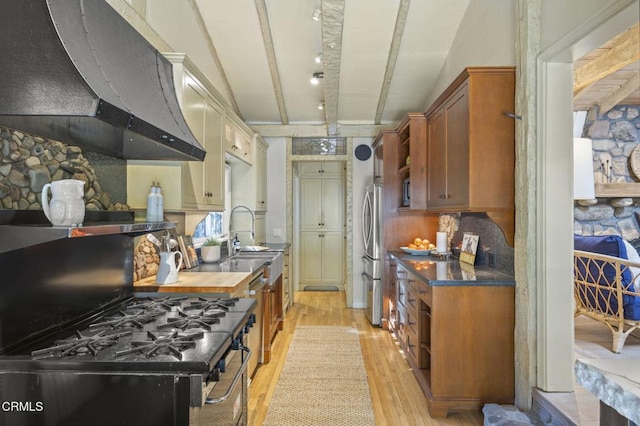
[312,8,321,21]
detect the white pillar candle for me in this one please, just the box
[436,232,447,253]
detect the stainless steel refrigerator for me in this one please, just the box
[362,182,382,326]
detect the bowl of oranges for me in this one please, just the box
[400,237,436,255]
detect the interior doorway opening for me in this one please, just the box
[292,160,347,292]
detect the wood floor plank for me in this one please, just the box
[248,291,483,425]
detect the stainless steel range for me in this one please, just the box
[0,211,256,426]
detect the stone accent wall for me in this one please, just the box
[0,126,128,211]
[134,235,160,282]
[574,105,640,244]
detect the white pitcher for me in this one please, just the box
[41,179,86,226]
[156,251,183,284]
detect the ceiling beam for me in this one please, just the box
[321,0,345,136]
[249,123,395,138]
[254,0,289,125]
[573,23,640,94]
[188,0,242,119]
[598,72,640,114]
[374,0,410,125]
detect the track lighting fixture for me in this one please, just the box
[315,54,323,64]
[310,72,324,85]
[312,8,321,21]
[318,102,324,110]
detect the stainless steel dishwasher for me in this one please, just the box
[247,270,266,378]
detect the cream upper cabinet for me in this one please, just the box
[180,77,225,209]
[225,114,253,165]
[230,136,268,214]
[255,139,268,211]
[126,53,225,211]
[300,178,343,230]
[298,161,343,178]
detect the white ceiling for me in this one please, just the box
[126,1,639,134]
[191,0,471,132]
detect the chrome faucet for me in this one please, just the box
[229,205,255,241]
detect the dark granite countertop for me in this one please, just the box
[387,250,515,287]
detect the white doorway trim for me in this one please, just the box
[536,0,639,392]
[285,139,354,307]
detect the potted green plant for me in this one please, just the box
[200,238,221,263]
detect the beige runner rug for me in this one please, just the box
[263,325,376,426]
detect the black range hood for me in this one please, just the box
[0,0,205,162]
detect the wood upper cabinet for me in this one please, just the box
[396,113,427,210]
[425,67,515,212]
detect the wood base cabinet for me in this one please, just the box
[390,260,514,418]
[262,275,283,363]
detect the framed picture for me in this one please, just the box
[178,235,199,269]
[459,233,479,265]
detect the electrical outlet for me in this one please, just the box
[273,228,282,237]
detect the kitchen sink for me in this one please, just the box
[188,256,268,273]
[235,252,276,259]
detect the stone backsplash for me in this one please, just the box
[0,126,128,211]
[439,212,514,276]
[574,105,640,246]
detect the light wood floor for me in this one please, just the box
[248,291,484,425]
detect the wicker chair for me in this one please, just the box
[574,249,640,353]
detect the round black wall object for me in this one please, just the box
[354,144,372,161]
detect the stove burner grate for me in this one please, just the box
[31,330,133,359]
[183,297,239,312]
[158,308,224,332]
[115,331,203,360]
[128,296,189,312]
[89,308,166,330]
